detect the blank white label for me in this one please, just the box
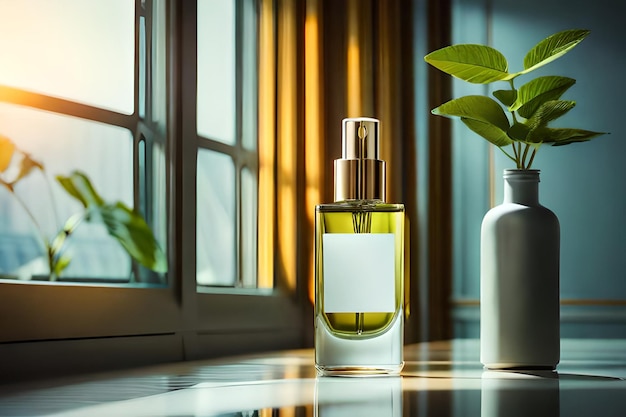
[322,233,395,313]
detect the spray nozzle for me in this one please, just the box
[334,117,386,202]
[341,117,380,160]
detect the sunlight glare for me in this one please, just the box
[0,0,134,114]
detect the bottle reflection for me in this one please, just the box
[481,370,559,417]
[314,376,402,417]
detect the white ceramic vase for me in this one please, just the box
[480,169,560,369]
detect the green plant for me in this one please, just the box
[424,28,607,169]
[0,135,167,281]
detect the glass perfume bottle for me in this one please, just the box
[315,117,405,376]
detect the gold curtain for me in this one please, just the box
[259,0,422,344]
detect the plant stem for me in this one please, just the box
[506,79,526,169]
[7,187,49,253]
[515,142,523,169]
[2,185,56,280]
[49,212,87,280]
[521,143,530,169]
[527,147,538,169]
[44,173,61,230]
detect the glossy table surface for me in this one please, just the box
[1,339,626,416]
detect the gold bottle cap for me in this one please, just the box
[334,117,386,202]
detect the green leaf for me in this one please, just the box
[461,118,513,147]
[527,100,576,129]
[0,135,16,173]
[97,202,168,273]
[493,89,517,107]
[56,171,168,273]
[50,213,84,256]
[7,151,44,186]
[432,95,510,131]
[53,255,72,278]
[56,171,105,208]
[0,136,44,187]
[425,44,513,84]
[528,126,606,145]
[521,29,590,75]
[511,76,576,118]
[508,122,530,141]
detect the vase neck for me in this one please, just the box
[503,169,540,205]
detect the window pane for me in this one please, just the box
[197,0,236,144]
[152,0,167,131]
[242,0,257,151]
[0,103,134,280]
[152,141,168,268]
[241,167,257,287]
[0,0,134,114]
[139,15,147,119]
[197,149,235,286]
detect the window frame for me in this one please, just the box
[0,1,176,345]
[0,0,303,380]
[195,0,260,289]
[178,0,302,357]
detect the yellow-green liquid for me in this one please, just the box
[315,201,404,339]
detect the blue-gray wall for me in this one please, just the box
[450,0,626,337]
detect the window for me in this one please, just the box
[0,0,169,284]
[0,1,134,113]
[0,1,302,380]
[0,105,135,280]
[196,0,260,288]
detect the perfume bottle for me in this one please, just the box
[314,117,405,376]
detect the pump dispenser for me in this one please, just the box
[314,117,405,376]
[334,117,385,202]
